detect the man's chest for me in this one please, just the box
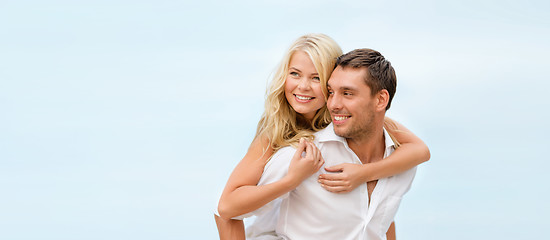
[319,143,361,167]
[367,180,378,206]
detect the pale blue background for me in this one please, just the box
[1,0,549,239]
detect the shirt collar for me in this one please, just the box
[382,126,396,151]
[316,123,396,151]
[315,123,345,143]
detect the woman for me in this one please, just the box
[215,34,430,239]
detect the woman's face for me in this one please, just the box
[284,51,326,122]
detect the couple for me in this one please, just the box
[215,34,430,239]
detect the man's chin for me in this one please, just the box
[333,128,348,138]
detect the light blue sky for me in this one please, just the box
[1,0,549,239]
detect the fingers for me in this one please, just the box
[318,172,344,181]
[324,164,344,173]
[316,155,325,170]
[293,138,308,159]
[304,140,314,160]
[298,138,308,155]
[305,141,320,161]
[308,142,324,170]
[311,142,320,163]
[319,183,351,193]
[304,141,321,161]
[318,178,346,187]
[298,139,324,171]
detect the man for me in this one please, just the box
[218,48,417,239]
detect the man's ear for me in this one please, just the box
[375,89,389,112]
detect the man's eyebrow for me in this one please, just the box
[340,86,356,91]
[327,84,356,91]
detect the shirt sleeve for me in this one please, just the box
[213,147,297,221]
[257,146,296,200]
[213,191,250,220]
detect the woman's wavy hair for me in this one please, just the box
[255,34,343,151]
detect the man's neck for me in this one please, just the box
[346,122,386,164]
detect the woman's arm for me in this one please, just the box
[386,221,396,240]
[217,137,323,220]
[318,117,430,193]
[363,117,430,181]
[215,214,245,240]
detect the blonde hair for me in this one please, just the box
[383,116,402,148]
[255,34,343,151]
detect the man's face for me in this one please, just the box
[327,66,378,140]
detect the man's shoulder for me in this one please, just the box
[274,145,296,156]
[267,146,296,166]
[314,124,342,145]
[314,124,334,138]
[261,146,296,183]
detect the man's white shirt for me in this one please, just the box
[242,123,416,239]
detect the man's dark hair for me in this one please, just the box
[335,48,397,110]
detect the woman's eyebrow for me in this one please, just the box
[288,67,301,72]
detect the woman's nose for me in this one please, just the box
[297,78,310,90]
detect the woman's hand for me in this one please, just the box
[318,163,367,193]
[285,138,325,187]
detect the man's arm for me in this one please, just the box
[215,214,245,240]
[386,221,396,240]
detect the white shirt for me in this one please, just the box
[214,148,292,240]
[240,147,290,240]
[261,124,416,240]
[230,123,416,240]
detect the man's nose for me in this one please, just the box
[327,94,341,111]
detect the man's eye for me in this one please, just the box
[344,92,352,96]
[327,90,333,95]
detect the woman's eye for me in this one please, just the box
[312,76,320,82]
[290,72,299,77]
